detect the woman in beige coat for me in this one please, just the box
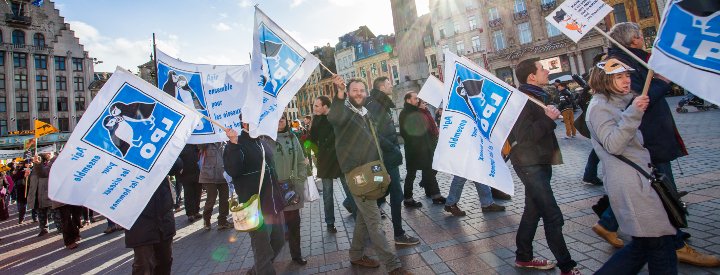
[586,58,677,274]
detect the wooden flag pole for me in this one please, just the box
[319,62,335,76]
[593,26,654,96]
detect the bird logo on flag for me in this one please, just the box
[101,102,156,157]
[455,77,486,123]
[677,0,720,37]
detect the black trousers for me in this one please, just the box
[181,180,201,217]
[132,238,173,275]
[283,209,302,259]
[404,168,441,199]
[36,207,49,230]
[59,205,82,246]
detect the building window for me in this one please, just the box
[392,65,398,80]
[56,76,67,90]
[10,1,26,17]
[381,60,388,72]
[0,51,4,66]
[469,16,477,30]
[456,41,465,55]
[14,74,27,90]
[518,22,532,44]
[57,96,68,111]
[0,97,5,112]
[493,31,506,50]
[16,95,28,112]
[72,58,83,71]
[471,36,482,52]
[35,54,47,69]
[453,21,461,34]
[636,0,652,19]
[75,95,86,111]
[370,63,377,76]
[17,119,30,131]
[439,27,446,39]
[37,96,49,111]
[0,74,4,90]
[12,30,25,45]
[546,22,562,37]
[613,4,627,23]
[514,0,526,13]
[55,56,66,71]
[36,75,48,90]
[360,67,366,78]
[430,54,438,69]
[58,118,69,132]
[33,33,45,47]
[488,7,499,21]
[13,52,26,68]
[74,77,84,91]
[423,35,433,48]
[0,120,6,136]
[496,67,515,85]
[643,27,657,49]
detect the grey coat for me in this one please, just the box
[198,143,227,184]
[274,131,307,211]
[586,93,676,237]
[26,163,52,209]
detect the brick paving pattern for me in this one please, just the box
[1,97,719,274]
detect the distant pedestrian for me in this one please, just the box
[555,80,576,139]
[198,142,232,230]
[177,144,202,223]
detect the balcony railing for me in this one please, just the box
[541,1,557,12]
[5,13,31,26]
[488,18,503,29]
[513,10,529,21]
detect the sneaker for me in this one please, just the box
[327,224,337,233]
[561,267,582,275]
[66,242,79,250]
[591,223,624,248]
[389,267,414,275]
[677,243,720,267]
[431,197,447,205]
[444,204,466,216]
[394,234,420,245]
[515,258,556,270]
[403,199,423,208]
[37,229,49,237]
[491,188,512,200]
[481,203,506,212]
[103,227,115,234]
[350,256,380,268]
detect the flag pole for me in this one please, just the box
[592,26,654,96]
[319,62,335,76]
[152,33,158,87]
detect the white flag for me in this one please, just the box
[648,0,720,106]
[418,75,444,108]
[244,7,320,140]
[545,0,612,43]
[433,51,528,195]
[156,48,249,143]
[48,68,201,229]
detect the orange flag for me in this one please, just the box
[34,120,58,138]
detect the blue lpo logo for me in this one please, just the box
[257,22,305,98]
[82,83,184,171]
[446,63,510,139]
[157,64,214,135]
[655,1,720,74]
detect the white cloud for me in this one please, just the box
[291,0,306,7]
[68,20,181,73]
[238,0,253,8]
[327,0,362,7]
[212,22,232,31]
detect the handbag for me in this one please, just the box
[607,152,688,228]
[304,175,320,202]
[229,143,266,232]
[345,118,391,200]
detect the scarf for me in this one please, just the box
[344,98,368,117]
[421,108,439,137]
[518,83,550,104]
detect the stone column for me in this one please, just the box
[568,53,578,75]
[28,52,37,123]
[47,54,57,127]
[575,51,586,75]
[5,51,16,131]
[67,52,76,130]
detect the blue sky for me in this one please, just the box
[52,0,429,73]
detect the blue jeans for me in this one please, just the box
[583,149,600,180]
[445,176,494,207]
[513,165,576,273]
[321,176,355,225]
[377,165,405,237]
[596,235,678,275]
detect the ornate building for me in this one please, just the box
[390,0,429,85]
[0,0,95,137]
[295,45,337,117]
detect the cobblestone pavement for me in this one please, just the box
[2,97,719,275]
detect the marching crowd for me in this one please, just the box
[1,21,720,275]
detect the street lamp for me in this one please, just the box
[92,58,103,65]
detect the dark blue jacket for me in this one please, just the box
[365,89,403,168]
[607,46,687,163]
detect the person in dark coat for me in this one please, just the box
[125,158,182,275]
[12,162,29,224]
[554,81,576,138]
[365,76,420,246]
[176,144,201,223]
[309,95,356,232]
[398,92,443,206]
[223,121,286,275]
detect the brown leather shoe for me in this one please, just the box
[444,204,466,216]
[350,256,380,268]
[677,243,720,267]
[389,267,414,275]
[591,223,624,248]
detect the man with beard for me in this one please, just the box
[328,75,412,275]
[310,95,356,233]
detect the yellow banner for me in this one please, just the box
[34,120,59,138]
